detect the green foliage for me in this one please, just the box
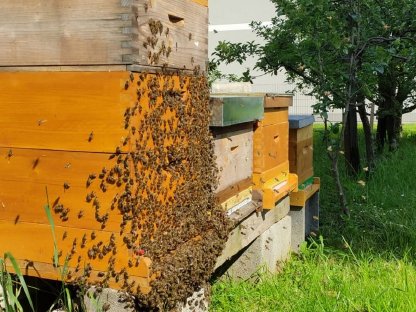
[0,254,35,312]
[210,0,416,117]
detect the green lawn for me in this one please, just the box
[211,125,416,312]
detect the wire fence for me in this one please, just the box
[251,83,416,123]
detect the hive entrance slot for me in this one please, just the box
[168,14,185,26]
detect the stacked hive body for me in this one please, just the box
[289,115,315,186]
[288,115,320,252]
[0,0,230,309]
[210,95,263,215]
[211,92,297,278]
[252,94,298,209]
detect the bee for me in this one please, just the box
[91,231,96,240]
[7,149,13,158]
[100,181,107,192]
[189,33,192,40]
[62,231,68,240]
[63,182,70,190]
[32,158,40,169]
[86,193,93,203]
[88,132,94,142]
[86,173,96,187]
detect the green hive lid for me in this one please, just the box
[210,94,264,127]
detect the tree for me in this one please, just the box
[210,0,416,214]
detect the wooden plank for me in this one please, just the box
[0,65,128,72]
[290,178,320,207]
[215,196,290,269]
[191,0,208,6]
[0,72,133,152]
[289,125,314,184]
[289,124,313,143]
[132,0,208,70]
[220,188,252,212]
[256,173,298,209]
[252,161,290,190]
[0,221,152,293]
[213,126,253,192]
[0,72,182,152]
[261,108,289,126]
[0,147,179,232]
[253,122,289,173]
[0,0,132,66]
[215,178,252,204]
[264,94,293,108]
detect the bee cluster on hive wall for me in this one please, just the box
[45,71,230,310]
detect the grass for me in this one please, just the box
[211,124,416,312]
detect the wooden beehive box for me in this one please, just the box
[0,1,231,308]
[252,94,298,209]
[0,0,208,71]
[210,95,263,214]
[289,115,315,185]
[0,71,213,295]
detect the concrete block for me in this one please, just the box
[289,205,306,253]
[83,287,208,312]
[177,288,208,312]
[224,215,292,280]
[215,196,290,269]
[83,288,135,312]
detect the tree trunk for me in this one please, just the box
[344,106,360,175]
[357,103,375,172]
[376,114,387,153]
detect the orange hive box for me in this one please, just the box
[0,71,227,306]
[252,94,298,209]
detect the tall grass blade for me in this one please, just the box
[44,187,59,268]
[4,252,34,312]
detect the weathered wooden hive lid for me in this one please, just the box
[210,94,264,127]
[289,115,315,129]
[264,93,293,108]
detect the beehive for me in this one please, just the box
[210,95,263,214]
[0,0,230,310]
[252,94,297,209]
[289,115,315,185]
[0,0,208,71]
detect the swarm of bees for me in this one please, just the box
[48,38,230,310]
